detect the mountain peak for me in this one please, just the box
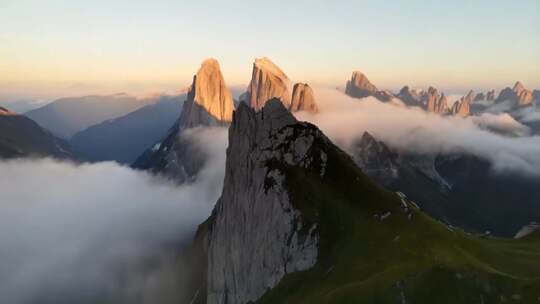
[513,81,525,93]
[345,70,378,98]
[397,86,419,106]
[234,98,297,134]
[290,83,319,113]
[253,57,289,79]
[246,57,291,111]
[207,97,323,303]
[179,58,234,129]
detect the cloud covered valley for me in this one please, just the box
[0,128,228,304]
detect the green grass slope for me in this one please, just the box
[256,129,540,304]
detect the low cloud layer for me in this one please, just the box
[0,127,228,304]
[471,113,530,137]
[297,88,540,177]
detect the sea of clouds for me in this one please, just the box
[2,88,540,304]
[0,127,228,304]
[297,88,540,177]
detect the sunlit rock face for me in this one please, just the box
[451,90,473,117]
[132,58,233,183]
[206,100,319,304]
[496,81,534,107]
[419,87,449,114]
[290,83,319,113]
[179,58,235,128]
[345,71,378,98]
[345,70,393,102]
[246,57,291,111]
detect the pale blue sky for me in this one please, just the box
[1,0,539,100]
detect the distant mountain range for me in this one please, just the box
[346,71,540,123]
[0,107,73,159]
[25,93,153,138]
[69,95,185,164]
[352,131,540,236]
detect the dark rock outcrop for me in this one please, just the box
[486,90,496,101]
[205,100,320,304]
[397,86,419,106]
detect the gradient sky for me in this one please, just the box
[1,0,539,101]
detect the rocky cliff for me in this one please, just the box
[396,86,419,106]
[345,71,393,101]
[205,99,320,304]
[397,85,453,114]
[290,83,319,113]
[132,59,233,182]
[496,81,534,107]
[420,87,450,114]
[245,58,291,111]
[180,58,235,128]
[451,90,473,117]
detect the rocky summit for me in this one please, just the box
[345,70,393,101]
[420,87,450,114]
[397,86,419,106]
[179,58,234,128]
[132,58,233,182]
[245,57,291,111]
[451,90,473,117]
[205,99,320,304]
[290,83,319,113]
[496,81,534,107]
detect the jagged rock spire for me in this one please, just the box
[290,83,319,113]
[419,87,449,114]
[451,90,473,117]
[179,58,234,129]
[345,70,394,102]
[207,99,319,304]
[346,71,378,98]
[496,81,534,106]
[397,86,419,106]
[246,57,291,111]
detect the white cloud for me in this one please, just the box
[296,88,540,177]
[471,112,530,136]
[0,127,228,304]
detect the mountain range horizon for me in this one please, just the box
[1,2,539,303]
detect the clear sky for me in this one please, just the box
[1,0,539,101]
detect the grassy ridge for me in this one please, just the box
[256,132,540,303]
